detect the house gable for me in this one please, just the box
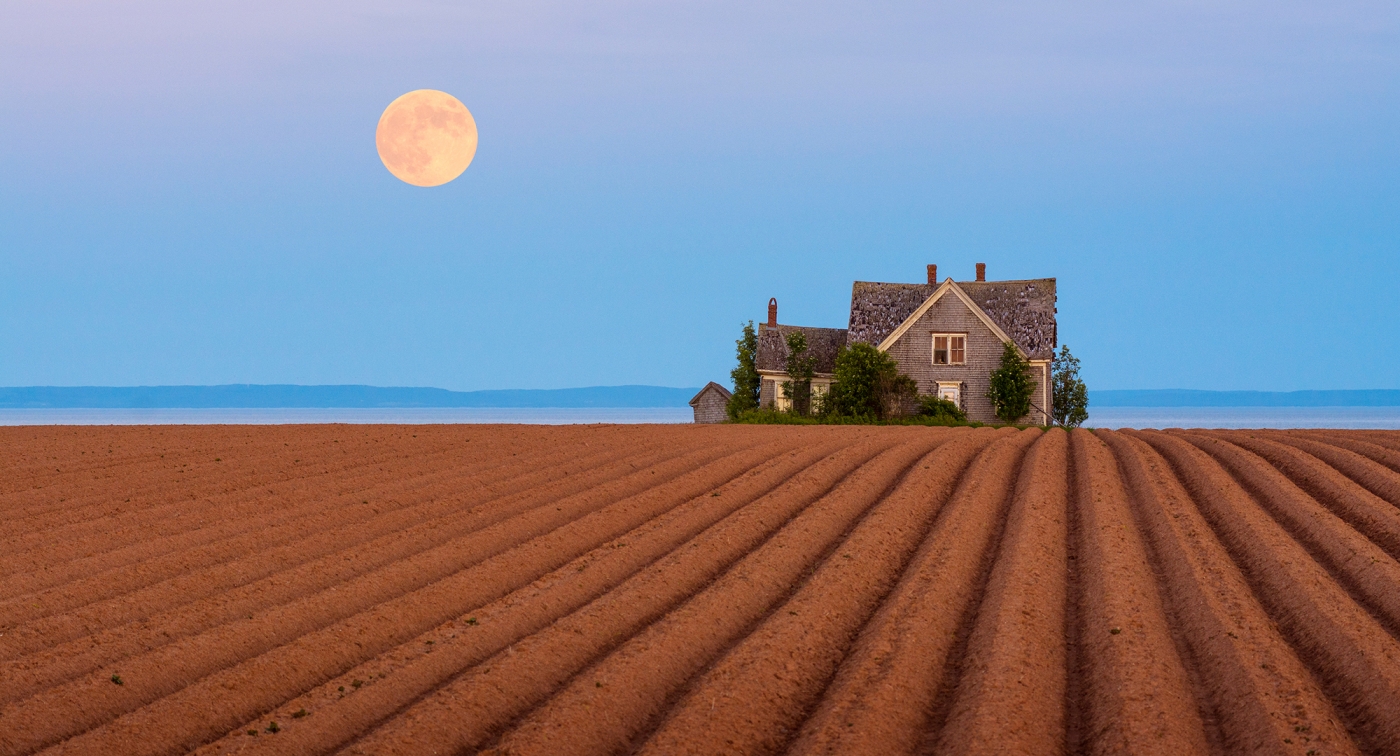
[688,381,732,407]
[875,280,1018,355]
[689,381,732,424]
[880,285,1049,424]
[849,277,1056,360]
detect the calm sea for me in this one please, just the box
[2,406,1398,428]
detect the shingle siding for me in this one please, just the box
[959,280,1058,360]
[688,382,733,424]
[692,390,729,423]
[849,278,1057,360]
[884,294,1048,424]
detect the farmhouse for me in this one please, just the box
[757,263,1056,424]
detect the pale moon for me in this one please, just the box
[375,90,478,187]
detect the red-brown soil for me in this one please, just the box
[3,424,1400,755]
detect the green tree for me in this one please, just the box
[1052,344,1089,428]
[726,321,760,420]
[781,331,816,416]
[827,342,916,420]
[986,341,1035,423]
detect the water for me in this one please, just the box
[1086,406,1400,429]
[2,406,1396,429]
[0,407,695,426]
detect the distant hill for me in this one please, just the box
[0,385,702,409]
[1091,389,1400,407]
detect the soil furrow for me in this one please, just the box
[521,430,999,756]
[778,429,1034,756]
[1135,430,1400,755]
[0,435,580,581]
[932,429,1068,755]
[1105,431,1352,755]
[1300,432,1400,476]
[1214,431,1400,560]
[1176,432,1400,636]
[0,439,476,541]
[10,425,1400,756]
[0,422,642,544]
[0,439,668,634]
[6,437,786,755]
[1332,432,1400,453]
[0,433,489,540]
[1059,431,1210,754]
[1272,432,1400,509]
[0,440,759,706]
[0,448,685,681]
[189,435,873,756]
[1061,428,1088,756]
[337,432,956,756]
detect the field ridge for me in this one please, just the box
[2,424,1398,755]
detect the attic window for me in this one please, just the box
[932,334,966,365]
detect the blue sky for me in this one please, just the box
[2,1,1397,391]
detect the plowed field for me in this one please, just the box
[3,424,1400,755]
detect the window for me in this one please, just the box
[932,334,966,365]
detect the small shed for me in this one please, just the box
[689,382,732,424]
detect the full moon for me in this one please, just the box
[375,90,478,187]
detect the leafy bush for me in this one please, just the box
[733,407,822,424]
[826,343,886,418]
[918,394,967,422]
[734,407,977,427]
[1052,344,1089,428]
[826,342,917,420]
[726,321,760,420]
[986,341,1035,423]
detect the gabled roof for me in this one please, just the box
[688,381,732,406]
[755,324,848,375]
[848,277,1057,359]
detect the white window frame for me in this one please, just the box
[930,333,967,366]
[936,381,963,407]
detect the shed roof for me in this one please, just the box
[755,324,848,375]
[688,381,733,406]
[847,278,1057,360]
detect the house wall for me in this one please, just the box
[883,294,1049,424]
[692,389,729,423]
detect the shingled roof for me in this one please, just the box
[847,278,1057,360]
[755,324,848,374]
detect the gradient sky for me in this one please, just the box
[2,1,1397,391]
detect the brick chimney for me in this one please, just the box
[767,297,778,327]
[975,262,986,281]
[927,264,937,284]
